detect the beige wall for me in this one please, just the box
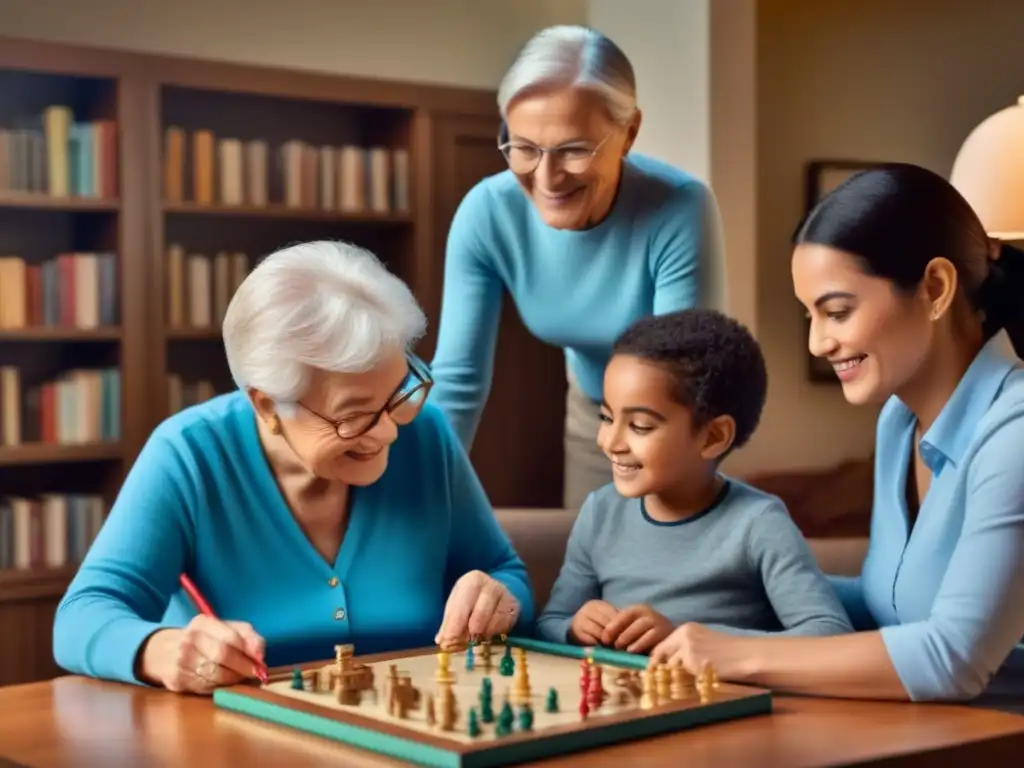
[0,0,586,88]
[730,0,1024,476]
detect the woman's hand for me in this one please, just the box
[435,570,520,649]
[648,622,735,675]
[138,614,266,694]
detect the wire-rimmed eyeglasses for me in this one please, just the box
[498,130,613,175]
[296,354,433,440]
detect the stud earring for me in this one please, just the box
[270,415,282,435]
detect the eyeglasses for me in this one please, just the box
[498,131,613,175]
[296,354,433,440]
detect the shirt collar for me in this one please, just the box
[918,335,1018,471]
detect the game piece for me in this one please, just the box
[497,699,515,732]
[290,667,303,690]
[436,649,456,685]
[426,696,436,726]
[511,649,531,705]
[465,644,475,671]
[670,663,694,699]
[655,663,671,701]
[518,703,535,731]
[478,677,495,723]
[479,640,493,672]
[545,686,559,713]
[214,638,772,767]
[639,669,657,709]
[499,644,514,676]
[437,681,458,731]
[587,663,605,709]
[697,664,716,702]
[467,707,481,738]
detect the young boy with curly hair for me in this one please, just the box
[535,308,852,652]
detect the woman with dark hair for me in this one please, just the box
[648,162,1024,708]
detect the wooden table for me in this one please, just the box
[1,676,1023,767]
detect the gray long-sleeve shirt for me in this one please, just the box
[535,479,853,645]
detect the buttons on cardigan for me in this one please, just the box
[328,576,339,587]
[334,608,346,620]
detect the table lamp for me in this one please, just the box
[950,96,1024,240]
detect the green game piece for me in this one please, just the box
[499,645,515,676]
[545,687,559,713]
[494,721,511,737]
[465,645,475,671]
[518,703,534,731]
[497,700,514,731]
[479,680,494,723]
[290,667,304,690]
[467,707,481,737]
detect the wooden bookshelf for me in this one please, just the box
[0,36,569,687]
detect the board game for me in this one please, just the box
[213,636,772,768]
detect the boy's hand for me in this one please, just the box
[600,604,674,653]
[569,600,619,645]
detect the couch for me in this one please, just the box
[494,507,870,610]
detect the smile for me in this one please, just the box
[611,460,642,476]
[538,188,583,204]
[346,448,382,462]
[832,355,867,381]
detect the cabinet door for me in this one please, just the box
[430,115,566,509]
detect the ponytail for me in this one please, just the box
[980,243,1024,358]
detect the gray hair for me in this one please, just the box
[497,25,637,126]
[223,240,426,413]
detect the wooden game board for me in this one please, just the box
[213,636,772,768]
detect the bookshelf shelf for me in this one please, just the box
[0,194,120,212]
[166,327,221,341]
[0,442,123,466]
[0,565,78,603]
[163,202,411,224]
[0,327,121,341]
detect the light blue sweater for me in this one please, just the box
[831,337,1024,705]
[52,393,534,685]
[430,153,723,448]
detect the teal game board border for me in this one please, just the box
[213,636,773,768]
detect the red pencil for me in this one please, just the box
[179,573,268,684]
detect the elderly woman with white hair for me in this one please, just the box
[52,240,533,695]
[430,25,726,510]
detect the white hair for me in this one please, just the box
[498,25,637,126]
[223,240,426,413]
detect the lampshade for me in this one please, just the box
[950,96,1024,240]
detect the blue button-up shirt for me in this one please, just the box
[830,336,1024,704]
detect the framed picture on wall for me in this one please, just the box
[802,159,890,383]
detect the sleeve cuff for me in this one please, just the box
[93,618,179,686]
[880,622,968,702]
[535,617,573,645]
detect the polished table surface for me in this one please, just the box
[2,675,1024,767]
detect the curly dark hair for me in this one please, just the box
[611,308,768,451]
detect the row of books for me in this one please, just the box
[163,127,409,213]
[168,375,218,415]
[0,366,121,447]
[167,245,250,329]
[0,253,118,330]
[0,493,107,571]
[0,106,118,199]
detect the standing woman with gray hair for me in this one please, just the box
[430,25,726,510]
